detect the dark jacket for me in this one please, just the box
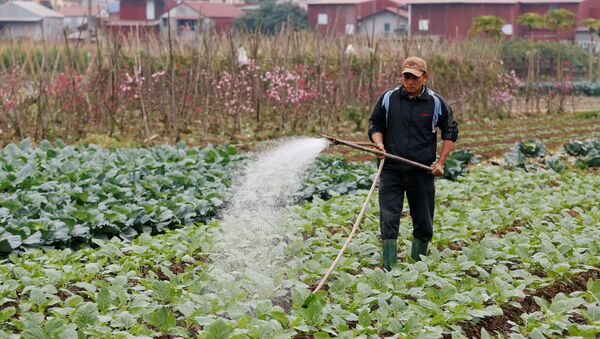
[368,85,458,170]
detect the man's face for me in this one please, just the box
[401,72,428,96]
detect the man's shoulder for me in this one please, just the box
[381,87,400,96]
[425,87,450,105]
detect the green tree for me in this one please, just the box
[582,18,600,79]
[469,15,506,38]
[517,12,545,38]
[544,8,576,80]
[235,1,308,35]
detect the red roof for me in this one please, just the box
[307,0,373,5]
[386,6,408,17]
[386,0,408,6]
[58,6,100,17]
[361,6,408,19]
[407,0,580,3]
[183,1,244,18]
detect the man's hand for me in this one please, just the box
[371,132,386,159]
[431,161,444,177]
[374,142,385,159]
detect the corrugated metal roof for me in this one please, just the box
[407,0,580,3]
[0,1,64,20]
[520,0,581,2]
[183,1,244,18]
[0,17,42,22]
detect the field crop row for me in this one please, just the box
[459,124,598,146]
[459,111,598,137]
[293,166,600,337]
[0,140,375,253]
[0,140,244,253]
[456,112,600,158]
[460,132,600,159]
[0,165,597,337]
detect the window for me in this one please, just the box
[178,19,198,32]
[146,0,155,20]
[345,24,354,35]
[318,13,328,25]
[418,19,429,31]
[384,23,391,32]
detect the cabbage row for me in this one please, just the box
[0,140,245,253]
[0,140,375,253]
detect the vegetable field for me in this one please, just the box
[0,138,599,338]
[0,140,374,253]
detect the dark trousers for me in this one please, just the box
[378,168,435,242]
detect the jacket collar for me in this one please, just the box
[399,85,428,100]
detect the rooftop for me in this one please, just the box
[58,6,101,17]
[307,0,373,5]
[182,1,244,18]
[407,0,581,3]
[360,6,409,19]
[0,1,63,20]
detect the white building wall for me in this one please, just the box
[63,16,84,32]
[576,31,600,53]
[160,4,200,37]
[0,22,43,40]
[359,12,407,36]
[0,18,63,41]
[165,5,199,18]
[42,17,64,41]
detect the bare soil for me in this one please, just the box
[457,266,600,338]
[326,111,600,162]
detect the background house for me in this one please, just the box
[58,5,102,33]
[575,25,600,52]
[307,0,406,35]
[160,1,244,36]
[106,0,176,35]
[0,1,64,41]
[407,0,599,40]
[359,5,408,35]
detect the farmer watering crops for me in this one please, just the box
[368,56,459,271]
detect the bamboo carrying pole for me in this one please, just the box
[302,158,385,308]
[320,134,432,172]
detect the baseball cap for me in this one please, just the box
[402,57,427,77]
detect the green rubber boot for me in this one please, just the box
[382,239,398,271]
[411,238,429,262]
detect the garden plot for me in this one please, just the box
[0,165,598,338]
[0,140,375,253]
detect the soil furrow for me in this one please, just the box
[458,265,600,338]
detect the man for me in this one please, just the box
[368,56,458,270]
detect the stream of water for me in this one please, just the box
[208,137,329,306]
